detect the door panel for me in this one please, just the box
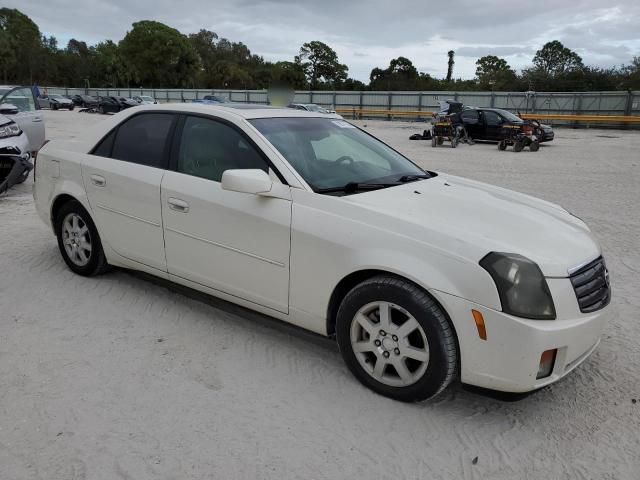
[483,111,504,140]
[82,155,167,271]
[161,171,291,313]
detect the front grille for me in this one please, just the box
[569,257,611,313]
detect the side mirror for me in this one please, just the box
[0,103,18,115]
[221,169,273,195]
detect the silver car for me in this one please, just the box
[37,93,75,110]
[0,86,46,156]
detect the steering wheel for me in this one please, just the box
[334,155,355,165]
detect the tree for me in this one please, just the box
[370,57,421,90]
[296,41,348,89]
[0,8,44,83]
[446,50,455,82]
[532,40,583,76]
[120,20,199,88]
[475,55,517,90]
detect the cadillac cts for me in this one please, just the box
[33,104,611,401]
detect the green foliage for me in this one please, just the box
[0,8,44,84]
[119,21,199,88]
[296,41,348,88]
[1,8,638,92]
[475,55,518,90]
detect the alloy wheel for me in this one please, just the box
[61,213,92,267]
[350,301,430,387]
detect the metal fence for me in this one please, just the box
[46,87,640,120]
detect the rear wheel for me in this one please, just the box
[54,200,110,276]
[529,140,540,152]
[336,275,458,402]
[498,141,507,150]
[513,140,524,152]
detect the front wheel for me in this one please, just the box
[513,140,524,152]
[336,276,458,402]
[529,140,540,152]
[54,200,110,276]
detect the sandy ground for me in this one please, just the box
[1,110,639,479]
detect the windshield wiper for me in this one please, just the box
[397,173,431,183]
[316,182,397,194]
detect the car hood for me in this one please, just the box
[53,98,72,103]
[346,174,600,277]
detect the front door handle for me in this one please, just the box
[90,174,106,187]
[168,197,189,213]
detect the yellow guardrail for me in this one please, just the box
[335,108,640,123]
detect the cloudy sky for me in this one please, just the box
[9,0,640,81]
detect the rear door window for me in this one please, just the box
[111,113,174,168]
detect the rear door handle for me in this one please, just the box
[168,197,189,213]
[90,174,106,187]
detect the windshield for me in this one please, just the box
[141,96,153,101]
[50,94,63,99]
[250,117,426,191]
[494,109,522,122]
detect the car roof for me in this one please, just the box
[129,102,342,120]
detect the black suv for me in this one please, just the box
[460,108,554,142]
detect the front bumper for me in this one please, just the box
[433,279,610,393]
[540,130,554,142]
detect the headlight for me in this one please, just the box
[480,252,556,320]
[0,122,22,139]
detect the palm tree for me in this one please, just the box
[446,50,455,82]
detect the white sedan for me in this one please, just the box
[33,104,611,401]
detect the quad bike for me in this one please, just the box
[431,116,459,148]
[498,122,540,152]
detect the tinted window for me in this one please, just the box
[483,111,503,126]
[177,116,268,182]
[111,113,174,168]
[93,130,116,157]
[461,110,479,123]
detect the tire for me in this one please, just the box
[54,200,110,276]
[513,140,524,152]
[98,105,104,114]
[52,104,58,111]
[451,136,458,148]
[431,135,437,148]
[498,141,507,151]
[69,106,74,111]
[437,136,444,145]
[529,140,540,152]
[336,275,458,402]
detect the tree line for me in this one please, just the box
[1,8,639,92]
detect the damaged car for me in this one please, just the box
[0,86,46,193]
[0,114,32,194]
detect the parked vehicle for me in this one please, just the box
[0,85,46,156]
[114,97,139,109]
[0,113,33,194]
[96,96,121,114]
[289,103,330,114]
[37,93,75,110]
[192,95,228,104]
[498,122,540,152]
[460,108,555,143]
[71,95,99,108]
[133,95,157,105]
[33,104,610,402]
